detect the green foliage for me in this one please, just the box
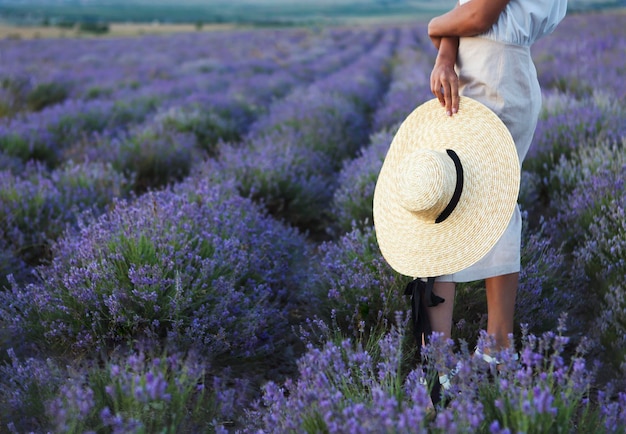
[451,280,488,343]
[551,77,594,98]
[574,199,626,370]
[111,125,196,193]
[56,20,76,29]
[1,76,33,118]
[84,86,113,100]
[0,350,63,433]
[26,82,70,112]
[0,133,56,166]
[157,105,247,156]
[49,349,218,434]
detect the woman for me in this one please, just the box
[425,0,567,381]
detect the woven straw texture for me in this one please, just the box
[373,97,520,278]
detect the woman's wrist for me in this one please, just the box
[436,37,459,64]
[436,49,456,66]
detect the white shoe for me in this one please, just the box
[474,347,519,366]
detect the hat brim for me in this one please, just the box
[373,97,520,278]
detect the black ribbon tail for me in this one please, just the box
[404,277,445,358]
[405,277,446,407]
[404,279,424,348]
[425,276,445,308]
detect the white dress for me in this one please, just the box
[437,0,567,282]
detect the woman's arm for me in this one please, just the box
[428,0,510,39]
[427,0,510,115]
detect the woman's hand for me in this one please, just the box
[430,37,460,116]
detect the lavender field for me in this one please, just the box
[0,10,625,433]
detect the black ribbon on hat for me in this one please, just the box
[435,149,464,223]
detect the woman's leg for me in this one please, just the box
[485,272,518,349]
[425,281,456,342]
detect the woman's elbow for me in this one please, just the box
[466,10,496,35]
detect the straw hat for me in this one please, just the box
[373,97,520,278]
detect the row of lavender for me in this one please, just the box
[0,25,388,282]
[0,23,422,431]
[0,11,625,433]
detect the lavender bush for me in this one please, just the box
[25,81,70,112]
[0,97,158,167]
[533,13,626,100]
[154,102,257,156]
[0,238,27,288]
[104,123,198,192]
[516,220,580,334]
[0,349,63,433]
[449,325,598,434]
[218,135,336,233]
[249,316,432,434]
[0,74,32,118]
[331,129,396,234]
[0,150,25,173]
[575,196,626,372]
[218,87,371,233]
[45,349,235,434]
[0,179,308,359]
[544,139,626,254]
[0,161,132,277]
[525,95,625,188]
[305,225,410,337]
[244,87,369,171]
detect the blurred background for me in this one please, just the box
[1,0,625,36]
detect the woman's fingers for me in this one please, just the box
[430,67,460,116]
[449,76,460,115]
[431,80,444,107]
[430,69,446,106]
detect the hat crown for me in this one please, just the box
[396,149,458,222]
